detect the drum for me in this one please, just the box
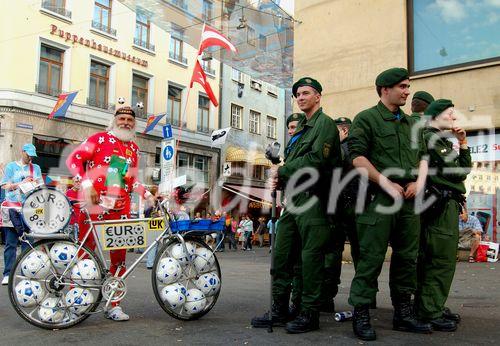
[21,188,72,234]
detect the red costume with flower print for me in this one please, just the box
[66,131,148,280]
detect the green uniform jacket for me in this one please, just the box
[348,101,424,181]
[409,112,422,121]
[278,107,341,196]
[423,127,472,193]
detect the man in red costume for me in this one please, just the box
[66,105,152,321]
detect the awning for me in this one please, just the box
[223,184,282,207]
[225,146,272,167]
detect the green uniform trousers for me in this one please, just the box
[415,199,460,320]
[349,191,420,307]
[323,205,359,300]
[272,193,331,312]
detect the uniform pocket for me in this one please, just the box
[356,214,377,226]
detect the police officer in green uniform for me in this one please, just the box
[410,91,435,120]
[320,117,360,312]
[348,68,432,341]
[414,99,471,332]
[251,77,341,333]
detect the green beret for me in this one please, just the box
[286,113,305,126]
[334,117,352,125]
[426,99,454,118]
[375,67,409,87]
[292,77,322,97]
[413,91,435,104]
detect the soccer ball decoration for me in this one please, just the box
[136,101,144,109]
[183,288,206,314]
[193,247,215,273]
[70,259,99,284]
[156,257,181,284]
[38,297,65,323]
[117,97,125,104]
[21,250,51,279]
[65,288,94,315]
[195,272,221,297]
[170,242,195,268]
[160,283,187,309]
[15,279,45,307]
[49,242,77,270]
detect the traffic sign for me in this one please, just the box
[163,124,173,139]
[163,145,174,161]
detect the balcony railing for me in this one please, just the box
[35,84,63,97]
[202,65,216,76]
[41,1,72,19]
[197,126,210,133]
[91,20,117,37]
[134,37,155,52]
[171,118,187,128]
[169,51,187,65]
[87,97,114,111]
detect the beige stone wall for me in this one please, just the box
[294,0,500,130]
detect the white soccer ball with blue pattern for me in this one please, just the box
[70,259,99,284]
[49,242,77,270]
[170,242,195,268]
[156,257,181,284]
[21,250,51,279]
[160,283,187,309]
[65,288,94,315]
[38,297,65,323]
[193,247,215,272]
[195,272,221,297]
[15,279,45,307]
[183,288,206,314]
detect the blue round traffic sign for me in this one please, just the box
[163,145,174,161]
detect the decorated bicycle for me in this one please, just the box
[8,187,224,330]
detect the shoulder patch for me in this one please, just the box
[323,143,331,158]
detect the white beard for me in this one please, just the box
[107,119,136,142]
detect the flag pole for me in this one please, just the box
[170,23,207,189]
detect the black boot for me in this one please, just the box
[319,299,335,313]
[285,310,320,334]
[289,301,301,320]
[393,295,432,334]
[429,317,457,332]
[353,305,376,341]
[442,307,461,323]
[251,301,289,328]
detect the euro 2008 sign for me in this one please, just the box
[99,222,147,250]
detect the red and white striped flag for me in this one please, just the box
[198,24,237,55]
[190,59,218,107]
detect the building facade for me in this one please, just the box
[218,65,286,218]
[0,0,223,213]
[294,0,499,240]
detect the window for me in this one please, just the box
[231,104,243,129]
[247,26,256,46]
[202,0,213,21]
[266,116,277,139]
[267,83,278,98]
[409,0,500,74]
[259,34,267,51]
[201,59,215,75]
[38,44,63,97]
[135,13,154,51]
[92,0,115,36]
[167,85,183,127]
[176,152,209,184]
[231,68,243,83]
[88,60,109,109]
[197,95,210,132]
[249,110,260,134]
[155,147,161,165]
[132,74,149,118]
[41,0,71,19]
[250,79,262,91]
[231,162,245,177]
[169,30,186,64]
[252,165,263,180]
